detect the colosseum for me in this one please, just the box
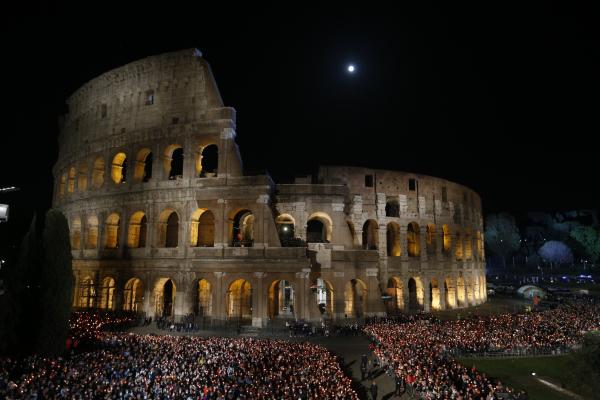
[53,48,486,327]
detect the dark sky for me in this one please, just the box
[0,3,598,251]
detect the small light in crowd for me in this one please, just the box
[283,226,288,231]
[531,372,536,376]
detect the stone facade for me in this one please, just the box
[53,49,486,327]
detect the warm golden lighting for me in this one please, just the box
[86,215,99,249]
[92,157,105,189]
[104,213,120,249]
[443,224,451,254]
[111,152,127,184]
[407,222,420,257]
[71,217,81,250]
[127,211,147,248]
[227,279,252,319]
[386,222,401,256]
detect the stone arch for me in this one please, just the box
[195,278,213,317]
[316,278,334,317]
[86,215,99,249]
[104,213,121,249]
[111,152,127,184]
[163,144,183,179]
[59,173,66,197]
[476,231,483,260]
[276,214,296,244]
[442,224,452,255]
[68,167,76,193]
[92,157,105,189]
[78,162,88,191]
[158,209,179,248]
[190,208,215,247]
[465,228,473,260]
[71,217,82,250]
[430,277,441,310]
[386,222,401,256]
[127,211,147,248]
[230,209,254,247]
[227,279,252,320]
[344,278,367,317]
[408,277,424,311]
[123,278,144,311]
[385,198,399,217]
[307,212,333,243]
[197,144,219,177]
[268,279,295,318]
[407,222,421,257]
[99,277,116,310]
[455,228,464,261]
[426,224,436,255]
[362,219,379,250]
[456,276,467,307]
[386,277,404,314]
[79,276,96,308]
[153,278,176,317]
[134,148,153,183]
[444,278,456,309]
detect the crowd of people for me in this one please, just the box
[365,298,600,399]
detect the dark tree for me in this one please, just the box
[571,226,600,264]
[485,213,520,268]
[538,240,573,270]
[37,209,73,356]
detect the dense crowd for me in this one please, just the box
[365,299,600,399]
[1,332,357,399]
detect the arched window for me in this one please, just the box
[276,214,296,245]
[123,278,143,311]
[100,277,115,310]
[196,279,213,317]
[197,144,219,177]
[227,279,252,320]
[386,222,401,256]
[408,277,424,311]
[307,212,333,243]
[164,144,183,180]
[86,215,99,249]
[316,278,334,316]
[442,224,451,254]
[78,162,88,191]
[407,222,420,257]
[92,157,105,189]
[386,277,404,313]
[166,212,179,247]
[68,167,76,193]
[154,278,176,317]
[362,220,379,250]
[385,198,400,217]
[430,278,440,310]
[134,148,153,183]
[476,231,484,259]
[71,217,82,250]
[344,279,367,317]
[104,213,120,249]
[111,152,127,184]
[127,211,147,248]
[190,209,215,247]
[268,280,294,318]
[464,228,473,260]
[231,209,254,247]
[455,228,464,261]
[79,277,96,308]
[59,173,66,197]
[426,224,436,254]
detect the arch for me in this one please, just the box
[111,152,127,184]
[268,279,295,318]
[99,277,116,310]
[464,228,473,260]
[78,162,88,192]
[479,274,486,301]
[59,173,66,197]
[476,231,483,260]
[163,144,183,179]
[227,279,252,320]
[79,276,95,308]
[307,212,333,243]
[385,198,400,217]
[455,228,464,261]
[276,214,296,244]
[426,224,437,254]
[466,276,476,304]
[158,209,179,248]
[316,278,334,317]
[154,278,176,317]
[386,222,401,256]
[123,278,143,312]
[127,211,147,248]
[362,219,379,250]
[456,276,466,307]
[442,224,452,254]
[407,277,424,311]
[86,215,99,249]
[344,278,367,317]
[195,278,213,317]
[386,277,404,314]
[134,148,153,183]
[104,213,121,249]
[92,157,105,189]
[231,209,254,247]
[190,209,215,247]
[444,278,456,309]
[68,167,76,193]
[197,144,219,177]
[430,277,441,310]
[71,217,82,250]
[407,222,421,257]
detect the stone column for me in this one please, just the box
[366,268,385,317]
[213,272,226,325]
[400,225,409,261]
[216,199,227,247]
[422,276,431,312]
[402,277,410,312]
[252,272,266,327]
[420,229,428,261]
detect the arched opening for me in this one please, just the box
[386,222,401,256]
[386,277,404,314]
[426,224,436,254]
[268,280,295,318]
[430,278,440,310]
[68,167,76,193]
[78,162,88,192]
[276,214,296,246]
[231,209,254,247]
[385,198,400,217]
[111,152,127,184]
[100,277,115,310]
[307,212,333,243]
[154,278,176,317]
[158,209,179,248]
[127,211,147,248]
[86,215,99,249]
[190,209,215,247]
[479,275,486,300]
[345,278,367,317]
[92,157,105,189]
[456,277,466,307]
[169,148,184,179]
[465,228,473,260]
[444,278,456,309]
[123,278,143,312]
[407,222,421,257]
[79,277,95,308]
[362,219,379,250]
[407,277,424,311]
[71,217,82,250]
[197,144,219,177]
[134,148,153,183]
[59,173,66,197]
[476,231,483,260]
[455,229,464,261]
[104,213,120,249]
[442,224,451,255]
[316,278,334,317]
[227,279,252,321]
[195,279,213,317]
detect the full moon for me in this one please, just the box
[347,64,355,73]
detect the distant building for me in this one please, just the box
[53,49,486,326]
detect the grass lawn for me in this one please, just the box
[458,355,589,400]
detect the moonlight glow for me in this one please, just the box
[347,64,355,73]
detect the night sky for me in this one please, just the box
[0,3,597,253]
